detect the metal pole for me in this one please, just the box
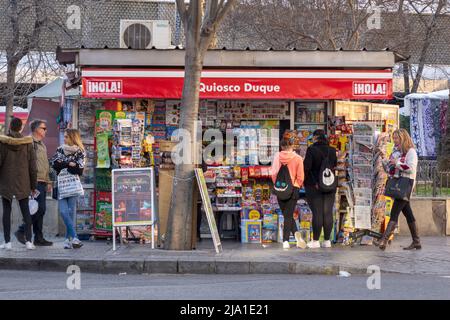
[151,167,155,249]
[432,166,437,197]
[113,227,116,251]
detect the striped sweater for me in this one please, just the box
[383,147,418,181]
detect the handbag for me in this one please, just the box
[384,175,414,201]
[57,168,84,200]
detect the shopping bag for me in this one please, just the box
[384,177,413,201]
[57,168,84,200]
[29,197,39,215]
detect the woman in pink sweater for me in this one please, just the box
[271,137,306,250]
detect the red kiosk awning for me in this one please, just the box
[81,68,393,100]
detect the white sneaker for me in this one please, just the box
[322,240,332,248]
[295,232,307,249]
[282,241,290,250]
[307,240,321,249]
[0,242,12,250]
[63,239,72,249]
[71,238,83,249]
[25,242,36,250]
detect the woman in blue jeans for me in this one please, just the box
[51,129,85,249]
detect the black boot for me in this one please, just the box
[404,222,421,250]
[379,221,397,251]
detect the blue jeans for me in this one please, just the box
[58,196,78,240]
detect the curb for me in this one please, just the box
[0,257,372,275]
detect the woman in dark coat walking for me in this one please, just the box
[0,118,37,250]
[303,130,338,249]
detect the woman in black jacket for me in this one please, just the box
[303,130,337,249]
[51,129,85,249]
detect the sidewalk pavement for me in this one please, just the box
[0,235,449,276]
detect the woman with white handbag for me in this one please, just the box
[51,129,86,249]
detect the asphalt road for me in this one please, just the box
[0,270,449,300]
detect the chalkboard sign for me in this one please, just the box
[195,168,223,254]
[112,168,157,250]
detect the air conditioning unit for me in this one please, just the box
[120,20,172,49]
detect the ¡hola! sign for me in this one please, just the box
[86,80,123,94]
[352,81,387,96]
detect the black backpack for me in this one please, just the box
[318,147,338,193]
[274,164,294,200]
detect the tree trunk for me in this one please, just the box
[5,61,18,134]
[164,20,204,251]
[165,0,236,250]
[411,32,431,94]
[402,62,410,95]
